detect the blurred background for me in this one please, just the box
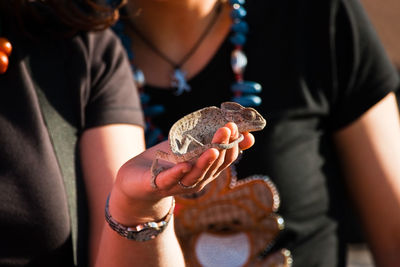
[361,0,400,69]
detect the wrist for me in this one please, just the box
[107,188,174,223]
[105,193,175,242]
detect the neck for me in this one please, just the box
[123,0,231,87]
[126,0,223,42]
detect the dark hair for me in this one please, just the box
[1,0,126,35]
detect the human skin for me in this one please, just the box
[80,122,254,266]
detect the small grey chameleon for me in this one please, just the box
[151,101,267,188]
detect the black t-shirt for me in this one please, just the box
[132,0,399,266]
[0,17,144,267]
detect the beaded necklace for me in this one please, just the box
[113,0,262,146]
[0,16,13,74]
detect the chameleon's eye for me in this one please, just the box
[243,109,256,120]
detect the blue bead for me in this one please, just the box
[231,6,247,19]
[119,35,131,50]
[144,105,165,117]
[119,35,131,46]
[112,21,124,33]
[232,21,249,34]
[230,0,245,5]
[140,93,150,104]
[231,81,262,93]
[126,50,134,60]
[232,95,262,107]
[230,32,246,45]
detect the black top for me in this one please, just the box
[134,0,399,266]
[0,15,144,267]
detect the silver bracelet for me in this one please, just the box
[105,194,175,242]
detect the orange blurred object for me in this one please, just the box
[0,37,12,56]
[0,51,9,74]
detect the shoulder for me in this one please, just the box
[68,29,125,60]
[66,29,132,90]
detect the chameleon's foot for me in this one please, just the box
[151,166,165,189]
[214,133,244,150]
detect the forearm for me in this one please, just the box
[80,125,147,265]
[95,217,185,267]
[92,184,185,267]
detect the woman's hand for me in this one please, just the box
[108,122,254,225]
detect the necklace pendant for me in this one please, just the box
[171,68,191,96]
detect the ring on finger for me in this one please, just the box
[178,180,198,189]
